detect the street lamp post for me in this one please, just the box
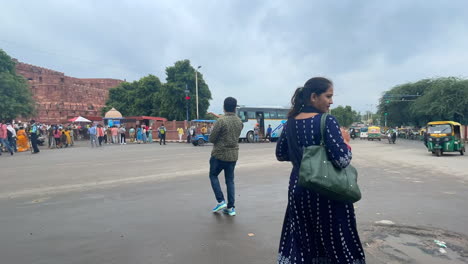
[195,65,201,119]
[184,84,190,121]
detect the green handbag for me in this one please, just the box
[288,114,361,203]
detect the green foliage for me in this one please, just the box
[104,60,211,120]
[0,49,35,121]
[377,77,468,126]
[331,105,360,127]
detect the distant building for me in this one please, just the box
[14,60,123,123]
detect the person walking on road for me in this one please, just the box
[158,124,167,145]
[208,97,243,216]
[254,124,260,142]
[88,123,98,148]
[29,120,40,154]
[97,124,105,146]
[275,77,365,263]
[6,123,17,152]
[0,121,14,156]
[266,124,272,142]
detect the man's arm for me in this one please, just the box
[209,121,223,144]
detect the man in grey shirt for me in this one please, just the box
[209,97,243,216]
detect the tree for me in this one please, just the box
[331,105,360,127]
[104,60,212,121]
[377,77,468,127]
[102,75,163,116]
[0,49,35,121]
[164,60,212,120]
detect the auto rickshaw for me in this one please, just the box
[190,119,216,146]
[359,127,368,140]
[367,126,382,141]
[426,121,465,156]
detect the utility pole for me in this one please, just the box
[195,66,201,119]
[184,84,190,121]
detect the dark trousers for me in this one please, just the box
[0,138,14,154]
[209,156,237,208]
[9,137,17,152]
[98,136,104,146]
[159,134,166,145]
[120,134,126,144]
[31,134,40,153]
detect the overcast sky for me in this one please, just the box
[1,0,468,114]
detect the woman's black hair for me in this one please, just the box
[287,77,333,118]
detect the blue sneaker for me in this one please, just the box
[212,201,227,213]
[223,207,236,216]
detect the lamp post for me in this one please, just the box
[195,65,201,119]
[184,84,190,121]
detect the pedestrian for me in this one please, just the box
[97,124,105,146]
[29,120,40,154]
[208,97,243,216]
[6,122,17,152]
[106,126,112,144]
[129,127,135,143]
[254,124,260,142]
[177,127,184,142]
[53,126,62,148]
[61,128,68,148]
[111,126,119,144]
[158,124,167,145]
[275,77,365,263]
[141,125,148,143]
[69,126,74,146]
[266,124,273,142]
[88,123,98,148]
[47,125,55,148]
[64,128,72,147]
[119,126,127,145]
[16,126,30,152]
[0,121,14,156]
[136,126,143,144]
[147,126,153,143]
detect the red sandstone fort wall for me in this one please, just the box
[15,61,123,124]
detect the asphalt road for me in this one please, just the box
[0,139,467,263]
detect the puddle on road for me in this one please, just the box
[363,224,468,263]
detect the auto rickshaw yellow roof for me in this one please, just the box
[368,126,381,129]
[427,121,462,126]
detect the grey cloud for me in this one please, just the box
[1,0,468,114]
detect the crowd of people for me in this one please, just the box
[1,120,194,156]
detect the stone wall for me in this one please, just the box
[15,60,123,124]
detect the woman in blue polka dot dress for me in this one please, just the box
[276,77,366,264]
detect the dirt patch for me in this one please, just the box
[362,224,468,263]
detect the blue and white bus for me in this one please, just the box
[236,106,289,142]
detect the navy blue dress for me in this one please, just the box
[276,114,365,264]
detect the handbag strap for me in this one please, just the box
[319,113,328,146]
[286,113,329,167]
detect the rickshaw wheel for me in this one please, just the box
[435,149,441,157]
[461,148,465,155]
[198,138,205,146]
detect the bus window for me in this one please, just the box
[238,111,247,122]
[247,111,256,119]
[264,112,271,119]
[277,111,287,119]
[269,111,278,119]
